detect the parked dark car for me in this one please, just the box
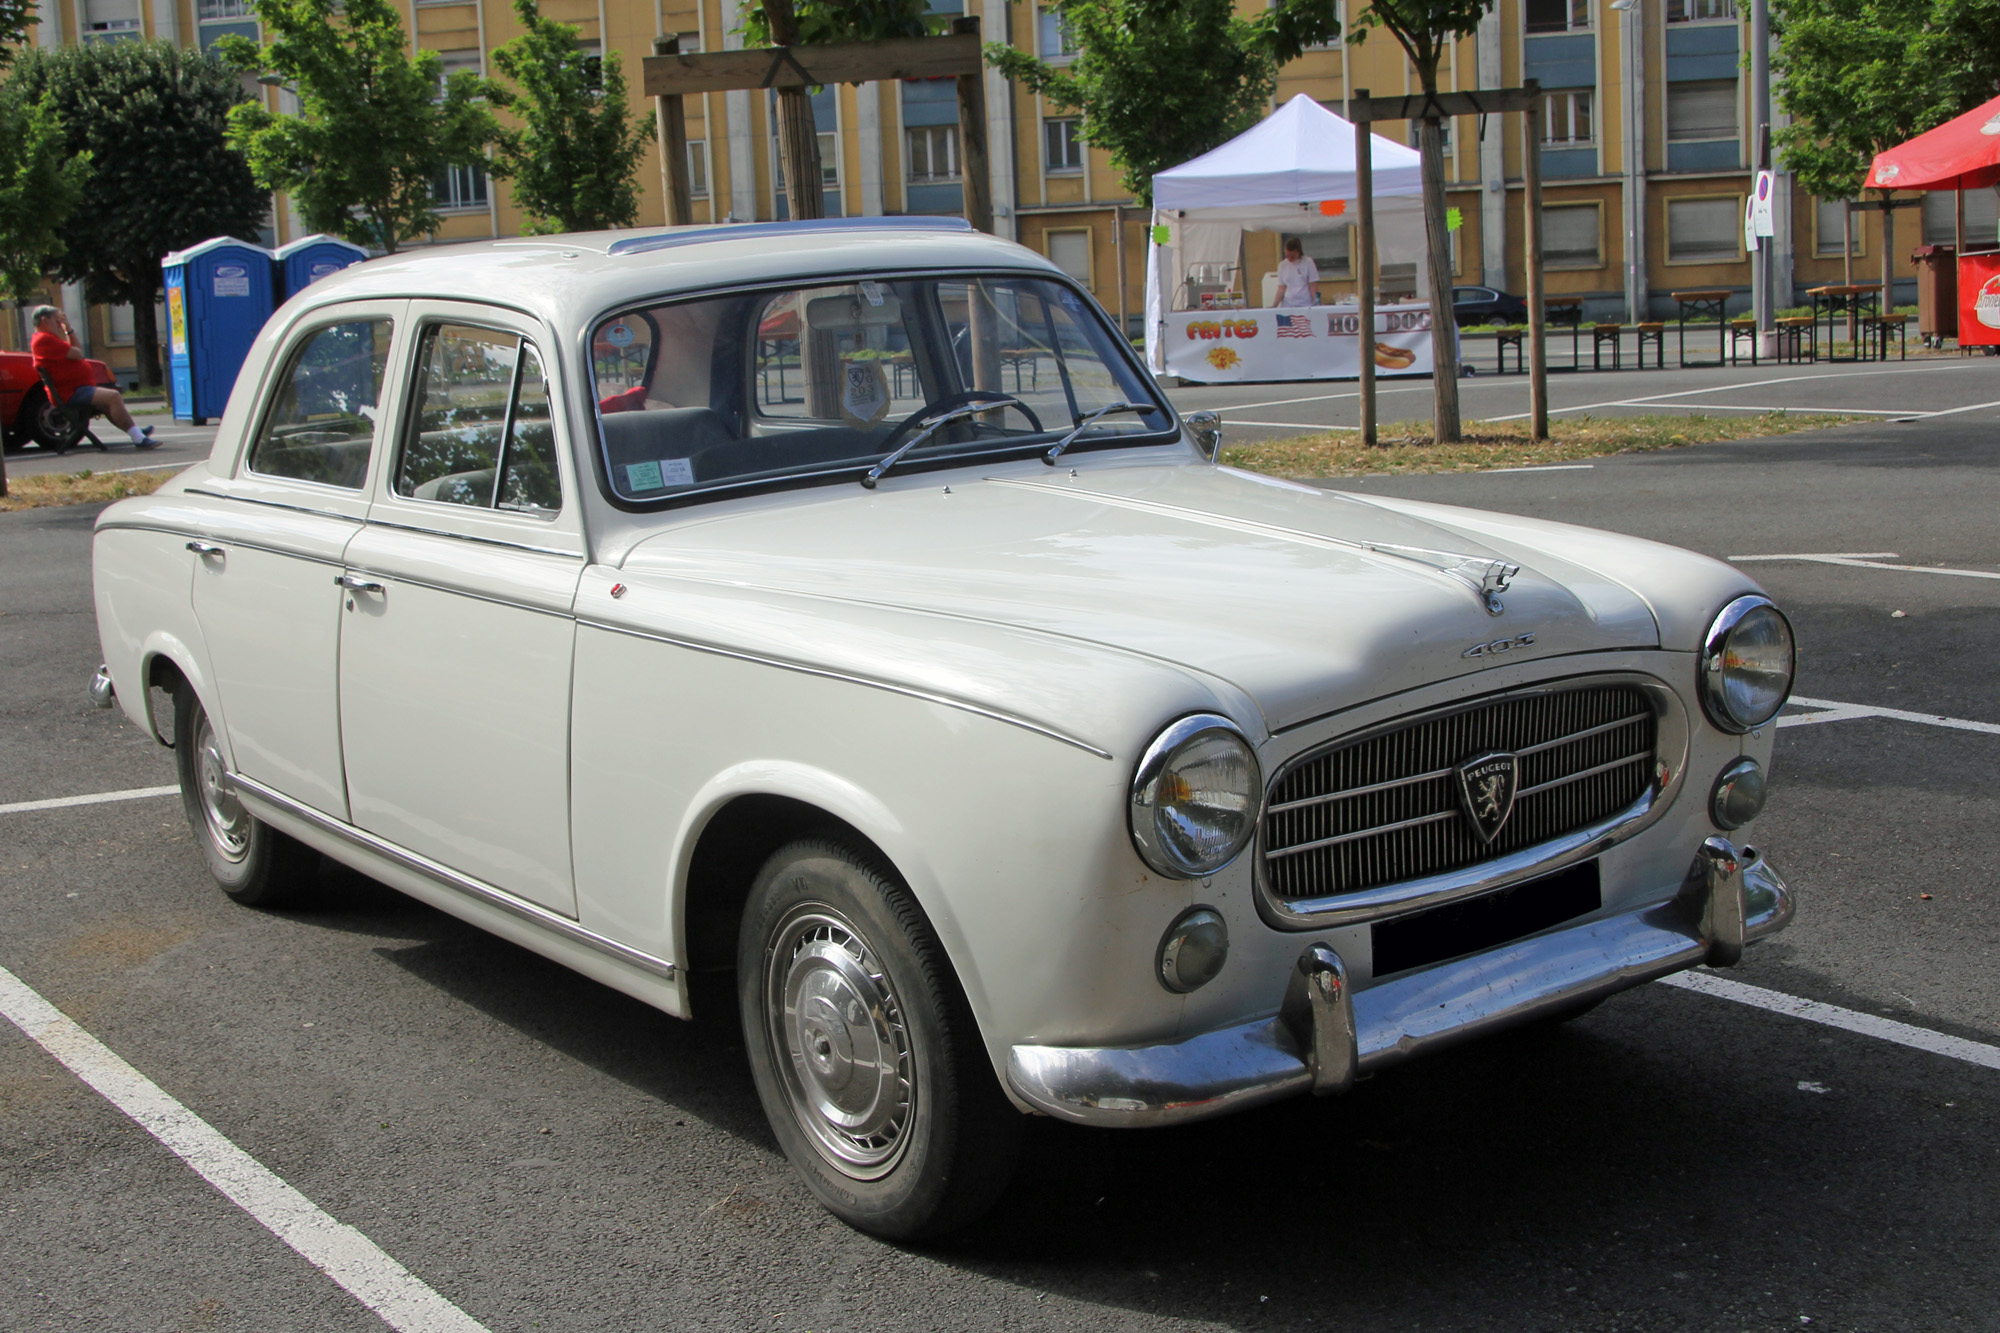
[1452,285,1530,327]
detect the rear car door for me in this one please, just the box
[189,303,405,820]
[337,304,584,916]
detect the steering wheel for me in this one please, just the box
[875,390,1043,455]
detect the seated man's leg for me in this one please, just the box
[85,387,154,447]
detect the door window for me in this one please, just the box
[397,323,563,515]
[247,318,392,489]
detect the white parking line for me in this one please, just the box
[1484,361,2000,422]
[1662,971,2000,1073]
[1731,552,2000,581]
[0,964,491,1333]
[1778,696,2000,736]
[0,785,179,817]
[1909,397,2000,419]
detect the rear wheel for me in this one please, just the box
[738,837,1021,1240]
[172,680,317,906]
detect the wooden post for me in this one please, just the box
[1354,91,1377,447]
[951,16,993,234]
[653,35,695,227]
[1114,204,1128,340]
[1523,85,1548,442]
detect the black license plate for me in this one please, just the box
[1371,861,1602,977]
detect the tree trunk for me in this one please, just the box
[132,275,162,389]
[1418,115,1461,443]
[763,0,824,221]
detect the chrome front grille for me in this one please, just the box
[1261,681,1658,901]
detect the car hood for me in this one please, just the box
[617,461,1671,734]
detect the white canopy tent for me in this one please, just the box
[1144,94,1429,372]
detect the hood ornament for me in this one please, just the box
[1357,542,1519,615]
[1456,752,1519,843]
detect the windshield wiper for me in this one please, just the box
[1043,402,1149,466]
[862,400,1010,489]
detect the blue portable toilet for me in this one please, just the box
[162,236,277,426]
[274,233,367,302]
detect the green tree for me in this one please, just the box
[0,82,87,300]
[488,0,652,233]
[11,42,267,386]
[218,0,499,254]
[0,0,37,60]
[1773,0,1984,305]
[986,0,1336,207]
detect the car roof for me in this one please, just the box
[283,218,1070,334]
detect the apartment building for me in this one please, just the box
[26,0,1998,379]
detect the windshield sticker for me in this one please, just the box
[859,280,885,307]
[624,460,663,491]
[624,457,696,492]
[606,323,635,347]
[841,361,891,426]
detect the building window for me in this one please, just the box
[1543,91,1593,146]
[1045,229,1091,289]
[108,303,135,345]
[82,0,141,38]
[1667,195,1742,262]
[687,139,709,198]
[907,124,960,182]
[1666,0,1736,19]
[434,162,489,211]
[1815,199,1860,257]
[1542,203,1602,267]
[1524,0,1590,34]
[1044,117,1083,174]
[1667,80,1738,143]
[435,47,481,97]
[674,31,701,52]
[1037,6,1076,59]
[195,0,251,17]
[1921,187,2000,246]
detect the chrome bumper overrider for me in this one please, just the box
[1007,837,1791,1127]
[88,664,115,710]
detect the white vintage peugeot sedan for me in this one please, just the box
[91,217,1794,1238]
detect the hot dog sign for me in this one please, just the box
[1164,302,1435,382]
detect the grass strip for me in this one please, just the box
[0,466,182,512]
[1218,411,1859,478]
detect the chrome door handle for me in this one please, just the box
[186,541,224,557]
[335,573,385,594]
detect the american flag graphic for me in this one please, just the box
[1275,313,1316,338]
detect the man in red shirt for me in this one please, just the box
[29,305,154,448]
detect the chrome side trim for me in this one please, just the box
[363,516,580,559]
[231,774,676,981]
[343,568,575,620]
[183,488,356,522]
[94,521,349,568]
[1008,841,1794,1128]
[576,617,1115,760]
[1255,673,1688,930]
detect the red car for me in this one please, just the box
[0,349,117,453]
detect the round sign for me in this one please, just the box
[1976,274,2000,331]
[606,323,635,347]
[1982,111,2000,136]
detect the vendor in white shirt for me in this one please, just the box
[1275,238,1320,307]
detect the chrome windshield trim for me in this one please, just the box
[577,617,1115,760]
[1254,673,1689,930]
[231,775,676,981]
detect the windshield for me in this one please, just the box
[590,273,1173,503]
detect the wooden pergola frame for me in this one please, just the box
[1347,82,1549,442]
[641,19,993,236]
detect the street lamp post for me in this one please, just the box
[1751,0,1775,356]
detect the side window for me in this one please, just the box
[397,323,563,515]
[247,319,391,489]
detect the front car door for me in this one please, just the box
[190,302,406,820]
[337,303,585,916]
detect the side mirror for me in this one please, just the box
[1186,410,1221,460]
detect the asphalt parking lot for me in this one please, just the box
[3,366,1999,1332]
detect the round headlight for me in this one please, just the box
[1699,595,1795,733]
[1710,757,1767,830]
[1129,714,1262,879]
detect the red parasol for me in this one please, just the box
[1865,94,2000,192]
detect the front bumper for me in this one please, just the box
[1007,837,1791,1127]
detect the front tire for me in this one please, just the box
[738,838,1021,1240]
[172,681,317,907]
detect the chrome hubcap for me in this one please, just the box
[194,714,249,863]
[766,907,913,1180]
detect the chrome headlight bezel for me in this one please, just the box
[1699,594,1795,734]
[1128,713,1263,880]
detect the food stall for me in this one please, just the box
[1865,93,2000,349]
[1144,94,1435,382]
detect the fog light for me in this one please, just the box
[1158,907,1229,993]
[1710,758,1766,830]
